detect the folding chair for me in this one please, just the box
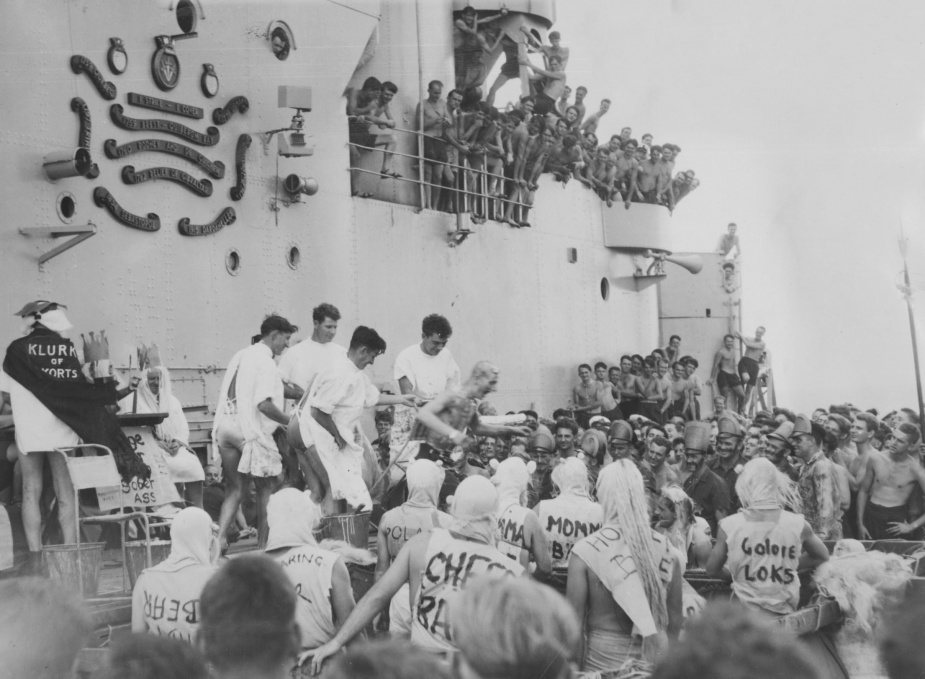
[54,444,158,595]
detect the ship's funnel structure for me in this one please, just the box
[43,148,92,181]
[283,174,318,200]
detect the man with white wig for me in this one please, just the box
[706,457,829,616]
[493,456,552,577]
[567,459,683,670]
[265,488,358,655]
[306,475,524,674]
[131,507,217,642]
[376,459,452,636]
[536,456,603,570]
[129,364,205,507]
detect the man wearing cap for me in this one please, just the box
[307,475,524,671]
[678,422,730,536]
[1,301,149,573]
[791,415,842,540]
[709,414,746,510]
[760,421,800,482]
[857,422,925,540]
[526,428,557,508]
[589,415,611,433]
[609,420,658,509]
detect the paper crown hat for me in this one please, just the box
[683,421,712,452]
[81,330,110,362]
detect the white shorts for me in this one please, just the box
[163,446,205,483]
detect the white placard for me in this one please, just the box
[96,427,182,510]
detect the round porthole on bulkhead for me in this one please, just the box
[225,248,241,275]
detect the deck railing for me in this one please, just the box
[347,119,532,226]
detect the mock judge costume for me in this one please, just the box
[1,301,148,480]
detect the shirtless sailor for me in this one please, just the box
[572,363,604,429]
[735,327,766,410]
[857,422,925,539]
[566,460,682,670]
[708,334,747,415]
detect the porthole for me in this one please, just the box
[600,277,610,301]
[287,245,301,270]
[225,248,241,275]
[57,192,76,224]
[176,0,198,34]
[268,21,296,61]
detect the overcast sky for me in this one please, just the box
[494,0,925,414]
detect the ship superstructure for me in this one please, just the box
[1,0,686,425]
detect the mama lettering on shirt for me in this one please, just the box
[739,536,797,585]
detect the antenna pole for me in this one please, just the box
[900,232,925,429]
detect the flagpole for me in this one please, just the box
[899,231,925,429]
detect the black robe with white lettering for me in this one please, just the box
[3,326,149,480]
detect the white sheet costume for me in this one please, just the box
[299,354,380,509]
[212,343,284,478]
[124,366,204,483]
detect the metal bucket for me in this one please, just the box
[125,540,172,588]
[320,512,371,549]
[43,542,105,596]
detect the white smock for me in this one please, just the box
[300,355,379,509]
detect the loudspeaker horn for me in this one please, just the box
[643,249,703,275]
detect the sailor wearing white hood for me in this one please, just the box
[265,488,358,654]
[536,457,604,569]
[131,507,218,642]
[492,457,552,577]
[376,459,452,636]
[305,475,523,674]
[706,457,829,615]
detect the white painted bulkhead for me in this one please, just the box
[0,0,665,421]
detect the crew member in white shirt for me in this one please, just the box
[390,314,460,482]
[282,303,346,500]
[213,314,297,550]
